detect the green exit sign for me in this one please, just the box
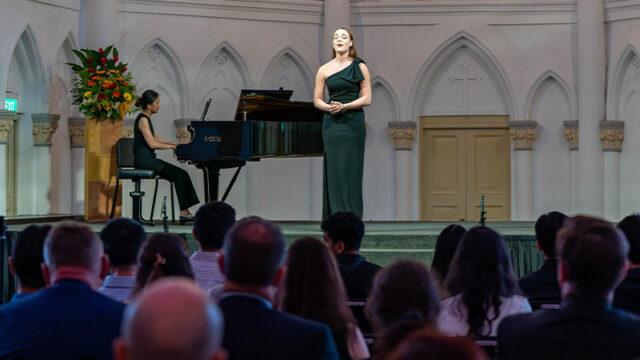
[5,99,17,111]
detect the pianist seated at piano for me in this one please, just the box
[133,89,200,223]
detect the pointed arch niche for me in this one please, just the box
[261,48,313,100]
[128,39,189,219]
[528,72,573,216]
[363,77,398,220]
[613,47,640,214]
[6,25,47,215]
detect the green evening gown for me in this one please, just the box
[322,57,366,220]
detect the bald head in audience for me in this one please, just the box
[114,278,226,360]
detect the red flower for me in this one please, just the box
[110,83,117,89]
[113,91,121,98]
[122,66,127,72]
[91,76,100,80]
[113,56,119,62]
[98,94,106,100]
[87,81,96,86]
[88,68,95,72]
[100,57,107,64]
[121,81,129,86]
[105,73,110,77]
[87,57,93,63]
[99,48,104,54]
[102,84,110,88]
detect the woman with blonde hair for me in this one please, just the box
[314,28,371,220]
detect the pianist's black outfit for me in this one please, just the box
[133,113,199,211]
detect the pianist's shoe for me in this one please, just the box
[179,215,194,225]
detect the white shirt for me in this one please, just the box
[189,250,225,291]
[437,294,532,337]
[98,275,135,302]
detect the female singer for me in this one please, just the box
[133,89,199,223]
[314,28,371,220]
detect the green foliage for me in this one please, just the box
[67,45,138,121]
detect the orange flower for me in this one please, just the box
[87,81,96,86]
[102,83,110,88]
[113,91,121,98]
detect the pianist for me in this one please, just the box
[133,89,200,224]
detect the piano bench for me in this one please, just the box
[109,170,176,226]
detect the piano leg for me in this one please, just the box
[202,163,220,203]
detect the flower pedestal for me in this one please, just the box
[84,117,122,221]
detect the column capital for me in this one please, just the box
[0,110,18,144]
[563,120,579,150]
[388,121,416,151]
[123,117,135,138]
[599,120,624,152]
[509,121,537,150]
[32,113,60,147]
[174,118,196,144]
[68,116,86,148]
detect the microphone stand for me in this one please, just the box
[479,195,487,226]
[161,196,169,233]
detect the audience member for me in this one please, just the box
[321,211,381,300]
[365,260,440,360]
[499,216,640,360]
[131,233,194,296]
[614,213,640,314]
[99,218,146,302]
[191,201,235,291]
[438,226,531,337]
[278,237,369,360]
[430,224,466,299]
[8,224,50,301]
[0,221,125,359]
[219,217,339,360]
[518,211,567,303]
[386,329,488,360]
[114,277,226,360]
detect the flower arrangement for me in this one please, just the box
[67,45,137,121]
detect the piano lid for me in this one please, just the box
[234,89,323,122]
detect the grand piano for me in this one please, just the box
[176,89,324,202]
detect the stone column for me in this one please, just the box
[123,117,135,138]
[577,0,606,215]
[323,0,350,63]
[81,0,118,49]
[32,113,60,214]
[600,120,624,221]
[0,110,18,215]
[388,121,416,220]
[68,116,85,215]
[509,121,537,221]
[563,121,579,213]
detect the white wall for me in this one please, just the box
[3,0,640,221]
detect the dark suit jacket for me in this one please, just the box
[337,253,381,301]
[614,267,640,315]
[220,294,339,360]
[498,296,640,360]
[518,258,561,301]
[0,279,125,360]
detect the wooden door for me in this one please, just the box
[420,116,510,221]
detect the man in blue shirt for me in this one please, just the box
[0,221,125,360]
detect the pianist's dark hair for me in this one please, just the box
[331,27,358,60]
[135,89,159,110]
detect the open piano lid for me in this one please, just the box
[234,89,323,122]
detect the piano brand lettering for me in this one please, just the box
[204,136,222,142]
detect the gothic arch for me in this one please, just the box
[130,38,188,117]
[408,31,517,121]
[371,76,400,122]
[608,45,640,121]
[7,24,47,110]
[524,70,576,121]
[260,47,314,100]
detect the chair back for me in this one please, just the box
[116,138,135,168]
[528,298,561,310]
[475,336,498,360]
